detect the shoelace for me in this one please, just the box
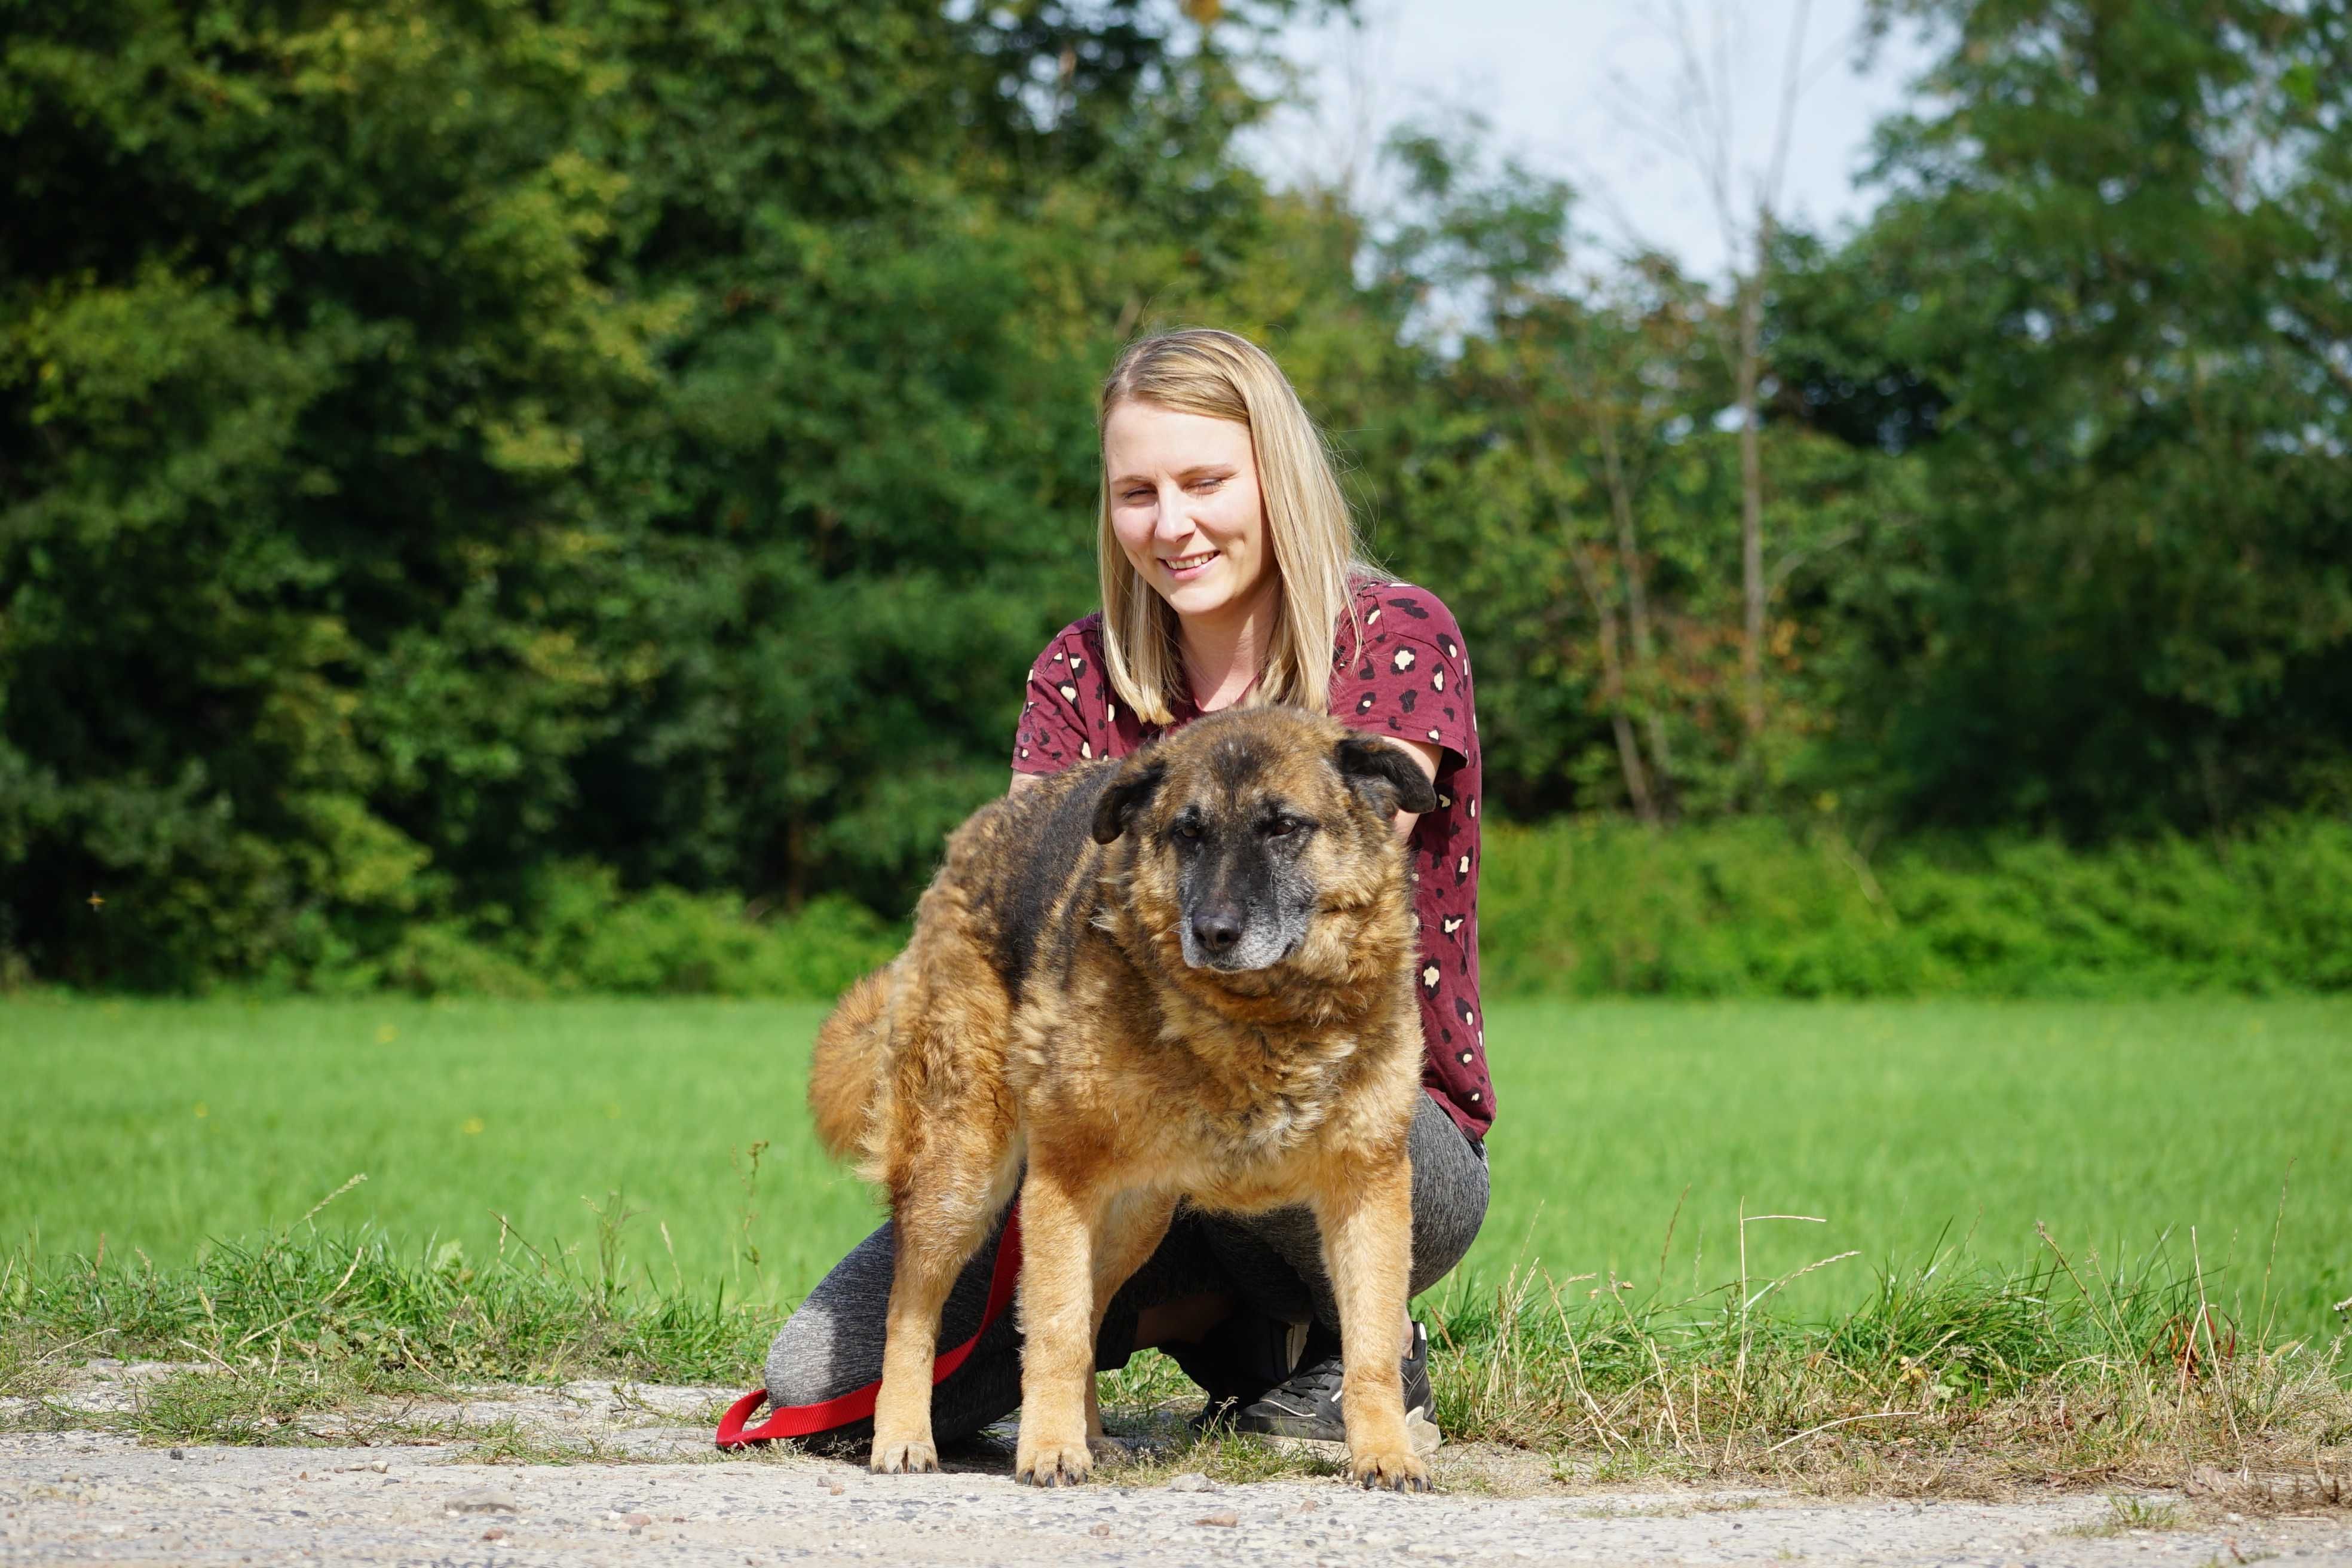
[1264,1352,1346,1403]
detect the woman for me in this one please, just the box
[765,328,1493,1451]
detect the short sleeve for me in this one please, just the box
[1329,586,1474,764]
[1012,624,1105,775]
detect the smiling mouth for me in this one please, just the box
[1162,550,1218,571]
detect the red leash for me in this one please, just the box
[715,1205,1024,1447]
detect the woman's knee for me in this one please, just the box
[1407,1095,1489,1295]
[764,1223,896,1406]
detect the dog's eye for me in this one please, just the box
[1174,820,1203,841]
[1263,818,1305,839]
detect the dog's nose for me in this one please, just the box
[1191,909,1243,953]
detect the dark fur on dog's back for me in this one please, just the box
[973,764,1123,1005]
[805,706,1438,1490]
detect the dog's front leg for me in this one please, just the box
[1013,1156,1102,1486]
[1312,1156,1431,1492]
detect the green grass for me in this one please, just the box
[1483,999,2351,1340]
[2,997,2346,1487]
[3,996,2347,1341]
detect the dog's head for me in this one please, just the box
[1090,706,1437,977]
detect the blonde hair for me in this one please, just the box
[1096,329,1376,726]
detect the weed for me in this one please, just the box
[1092,1425,1348,1487]
[2061,1495,2186,1536]
[455,1417,628,1466]
[1416,1226,2350,1493]
[127,1366,361,1446]
[0,1328,66,1402]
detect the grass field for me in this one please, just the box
[5,996,2345,1340]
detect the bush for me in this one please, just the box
[314,863,902,1000]
[1480,814,2352,999]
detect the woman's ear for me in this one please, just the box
[1091,757,1168,844]
[1334,734,1438,817]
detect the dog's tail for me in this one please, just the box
[807,965,890,1163]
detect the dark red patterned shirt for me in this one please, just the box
[1011,580,1493,1138]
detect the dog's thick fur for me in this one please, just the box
[807,706,1438,1490]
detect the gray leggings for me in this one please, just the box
[764,1093,1488,1448]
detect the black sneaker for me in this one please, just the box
[1230,1321,1440,1450]
[1157,1312,1308,1432]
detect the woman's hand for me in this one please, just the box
[1383,737,1441,840]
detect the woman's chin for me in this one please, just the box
[1156,574,1230,615]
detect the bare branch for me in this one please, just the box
[1762,0,1817,219]
[1770,525,1861,590]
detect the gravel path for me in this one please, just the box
[4,1371,2346,1566]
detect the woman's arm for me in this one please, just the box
[1009,771,1043,795]
[1010,624,1098,789]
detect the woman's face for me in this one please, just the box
[1103,400,1273,626]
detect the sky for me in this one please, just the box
[1241,0,1944,282]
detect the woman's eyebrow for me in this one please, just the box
[1109,464,1233,488]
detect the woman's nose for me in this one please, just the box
[1153,485,1196,540]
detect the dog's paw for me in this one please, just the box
[869,1437,939,1475]
[1014,1437,1094,1488]
[1349,1444,1432,1493]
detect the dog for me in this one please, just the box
[807,705,1440,1491]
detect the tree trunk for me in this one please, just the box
[1595,412,1675,817]
[1527,405,1655,822]
[1736,259,1768,758]
[1597,604,1655,824]
[1565,538,1656,824]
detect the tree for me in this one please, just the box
[1,0,660,985]
[1809,0,2352,833]
[0,0,1361,984]
[1604,0,1824,782]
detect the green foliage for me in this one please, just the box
[1483,813,2352,998]
[4,0,2349,990]
[0,0,1334,986]
[362,875,901,999]
[1,0,668,988]
[1796,0,2352,832]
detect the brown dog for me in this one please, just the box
[807,705,1438,1490]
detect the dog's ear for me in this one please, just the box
[1334,734,1439,817]
[1091,757,1167,844]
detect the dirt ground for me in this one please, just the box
[4,1364,2347,1567]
